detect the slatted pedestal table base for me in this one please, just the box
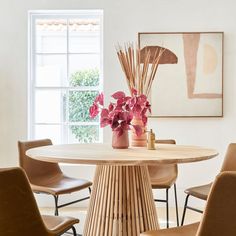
[83,165,159,236]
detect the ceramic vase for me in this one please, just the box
[112,130,129,149]
[131,116,147,147]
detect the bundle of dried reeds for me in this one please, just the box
[116,43,165,96]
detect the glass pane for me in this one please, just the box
[36,55,67,87]
[69,90,99,122]
[69,18,100,53]
[35,124,62,144]
[36,19,67,53]
[69,54,100,79]
[35,89,66,123]
[69,68,99,87]
[69,125,99,143]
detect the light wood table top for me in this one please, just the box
[26,143,218,166]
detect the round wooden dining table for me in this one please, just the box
[27,143,218,236]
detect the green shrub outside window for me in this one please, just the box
[69,68,100,143]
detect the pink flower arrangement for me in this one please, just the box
[89,89,151,136]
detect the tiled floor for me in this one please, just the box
[40,207,202,235]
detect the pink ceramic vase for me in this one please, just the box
[112,130,129,149]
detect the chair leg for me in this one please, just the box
[181,194,190,226]
[174,183,179,226]
[166,188,169,228]
[53,195,59,216]
[71,226,77,236]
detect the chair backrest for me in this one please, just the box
[148,139,178,182]
[18,139,62,183]
[196,171,236,236]
[0,168,51,236]
[220,143,236,172]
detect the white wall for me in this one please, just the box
[1,0,236,208]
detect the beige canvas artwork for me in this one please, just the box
[139,32,223,117]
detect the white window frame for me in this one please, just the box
[28,10,103,143]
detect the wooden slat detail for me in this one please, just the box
[83,165,159,236]
[83,166,100,235]
[104,166,112,236]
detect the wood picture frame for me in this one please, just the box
[138,32,224,117]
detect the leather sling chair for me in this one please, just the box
[181,142,236,225]
[18,139,92,216]
[141,171,236,236]
[0,167,79,236]
[148,139,179,228]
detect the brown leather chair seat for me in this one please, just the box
[0,167,79,236]
[141,171,236,236]
[18,139,92,216]
[42,215,79,234]
[150,165,177,189]
[31,175,92,195]
[141,223,199,236]
[148,139,179,228]
[181,143,236,225]
[184,183,212,201]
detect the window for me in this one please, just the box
[28,10,103,144]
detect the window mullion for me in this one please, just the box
[35,122,99,126]
[35,52,99,56]
[35,86,100,91]
[99,13,103,142]
[30,15,37,139]
[64,17,70,144]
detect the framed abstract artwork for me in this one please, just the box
[138,32,224,117]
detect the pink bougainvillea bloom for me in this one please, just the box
[131,88,138,96]
[116,98,124,106]
[111,91,125,100]
[133,104,142,116]
[89,103,99,118]
[129,97,137,106]
[120,121,130,130]
[141,108,147,116]
[100,118,111,127]
[89,90,151,137]
[101,108,109,118]
[111,119,119,129]
[138,94,147,105]
[125,104,131,111]
[124,96,131,101]
[114,104,123,111]
[146,102,151,113]
[142,116,148,126]
[127,113,133,123]
[95,93,104,106]
[108,103,114,112]
[132,125,143,136]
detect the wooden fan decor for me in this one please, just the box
[140,46,178,65]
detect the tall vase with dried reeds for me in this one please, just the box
[116,43,165,147]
